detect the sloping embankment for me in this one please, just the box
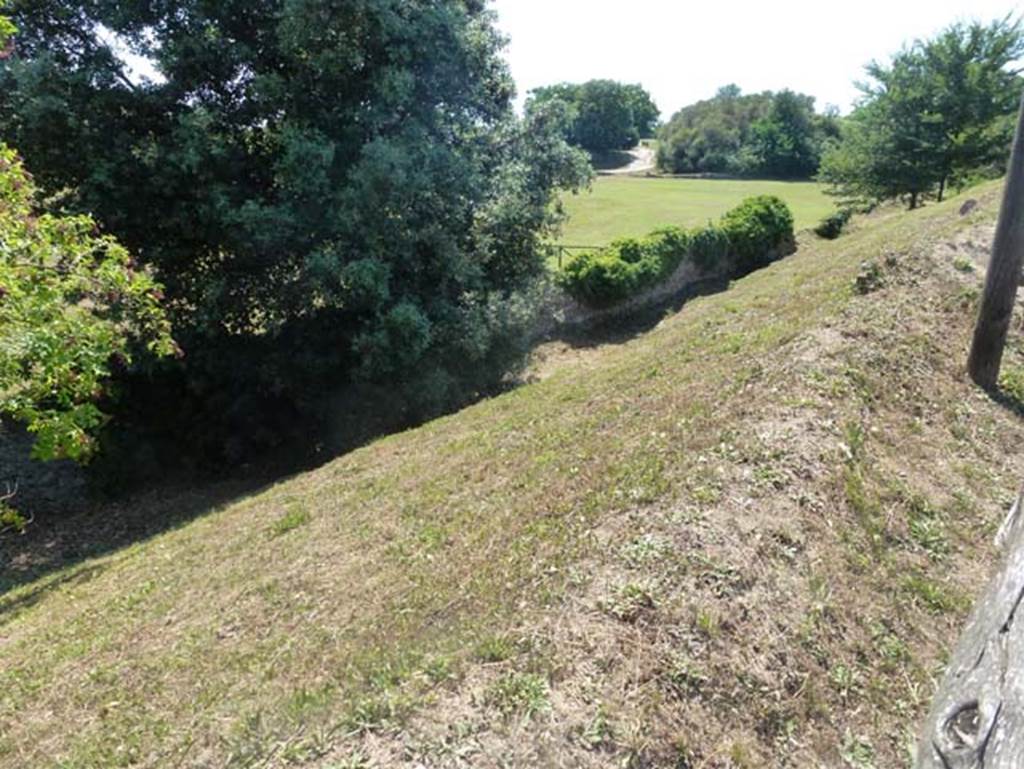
[1,182,1022,768]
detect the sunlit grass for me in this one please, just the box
[558,175,837,246]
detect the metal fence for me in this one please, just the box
[544,244,606,269]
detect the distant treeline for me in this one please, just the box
[656,86,840,179]
[526,80,659,153]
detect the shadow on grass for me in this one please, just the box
[541,275,733,351]
[0,561,108,618]
[589,150,635,172]
[987,385,1024,418]
[1,273,734,603]
[0,473,281,603]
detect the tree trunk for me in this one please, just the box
[938,176,947,203]
[916,488,1024,768]
[910,191,919,210]
[967,89,1024,388]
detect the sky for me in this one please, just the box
[491,0,1023,117]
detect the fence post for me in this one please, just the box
[967,89,1024,388]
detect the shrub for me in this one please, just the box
[559,227,691,309]
[815,209,853,239]
[719,195,795,272]
[558,196,795,309]
[559,250,639,308]
[689,225,731,271]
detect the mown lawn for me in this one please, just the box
[558,176,837,246]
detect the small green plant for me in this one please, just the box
[902,573,965,615]
[474,635,517,663]
[581,705,614,748]
[346,695,396,734]
[870,622,910,666]
[424,656,455,684]
[695,607,721,637]
[908,514,949,559]
[842,421,866,463]
[620,534,672,567]
[0,494,27,534]
[487,672,550,719]
[269,504,311,537]
[840,731,876,768]
[603,582,656,622]
[666,656,708,698]
[854,260,884,294]
[814,208,853,239]
[952,255,974,273]
[829,664,860,701]
[999,365,1024,406]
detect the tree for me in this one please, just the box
[657,87,832,177]
[748,90,822,179]
[820,54,944,209]
[0,139,174,527]
[526,80,659,152]
[820,16,1024,209]
[0,0,591,463]
[0,7,171,528]
[623,84,660,139]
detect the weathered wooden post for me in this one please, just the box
[915,487,1024,768]
[967,89,1024,388]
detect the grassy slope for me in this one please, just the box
[2,183,1023,768]
[558,176,836,246]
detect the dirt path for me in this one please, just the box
[601,144,656,175]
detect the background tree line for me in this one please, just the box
[525,80,659,153]
[655,86,840,179]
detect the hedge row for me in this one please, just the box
[558,195,794,308]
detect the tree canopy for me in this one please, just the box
[0,0,591,463]
[0,140,173,469]
[657,86,839,178]
[820,16,1024,208]
[526,80,659,153]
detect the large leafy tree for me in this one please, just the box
[0,0,590,461]
[0,143,174,465]
[820,16,1024,208]
[623,83,660,139]
[526,80,659,152]
[748,90,831,179]
[657,86,835,177]
[0,7,172,527]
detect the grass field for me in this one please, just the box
[2,183,1022,767]
[558,176,837,246]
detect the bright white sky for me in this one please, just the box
[492,0,1022,117]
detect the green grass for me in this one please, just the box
[0,181,1020,768]
[558,176,836,246]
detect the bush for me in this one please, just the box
[559,227,691,309]
[559,249,643,308]
[719,195,795,272]
[689,225,731,271]
[815,209,853,239]
[559,196,795,308]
